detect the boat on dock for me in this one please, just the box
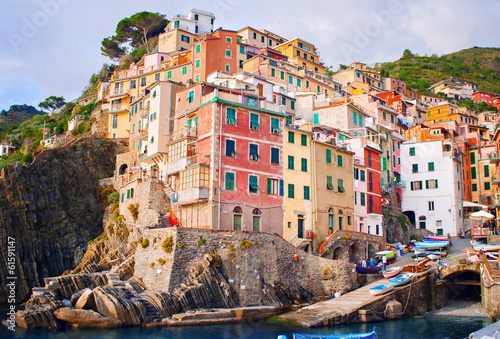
[414,241,449,250]
[382,266,401,278]
[389,273,414,287]
[472,242,500,252]
[376,250,397,264]
[402,259,431,277]
[355,265,382,274]
[369,283,394,296]
[424,236,450,242]
[291,327,377,339]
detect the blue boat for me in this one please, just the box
[389,273,413,287]
[355,264,382,274]
[292,327,376,339]
[414,241,449,250]
[369,283,394,296]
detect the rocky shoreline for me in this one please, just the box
[427,300,489,318]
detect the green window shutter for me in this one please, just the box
[413,164,418,173]
[301,134,307,146]
[382,157,387,171]
[288,155,294,170]
[291,101,295,110]
[472,183,477,191]
[426,180,429,189]
[428,162,434,171]
[301,158,307,172]
[327,176,333,190]
[360,170,365,182]
[289,75,293,84]
[471,152,476,164]
[196,44,201,53]
[383,112,386,120]
[410,147,415,156]
[226,172,235,190]
[411,182,414,190]
[338,155,343,167]
[250,113,260,130]
[267,178,272,194]
[288,131,294,143]
[381,178,385,187]
[121,193,124,203]
[182,66,187,75]
[471,167,477,179]
[353,111,357,125]
[127,189,130,199]
[281,71,285,80]
[313,113,319,124]
[306,80,309,88]
[338,178,345,192]
[485,182,490,190]
[326,149,332,164]
[361,193,365,206]
[282,97,286,105]
[271,118,280,134]
[485,165,490,177]
[297,79,302,87]
[167,71,172,79]
[271,68,275,77]
[226,107,236,125]
[288,184,295,198]
[239,45,244,54]
[391,115,394,123]
[359,115,363,127]
[436,180,438,188]
[304,186,310,200]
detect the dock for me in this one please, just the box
[279,276,428,327]
[469,320,500,338]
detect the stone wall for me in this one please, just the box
[488,235,500,244]
[134,228,358,306]
[91,109,109,138]
[320,230,386,264]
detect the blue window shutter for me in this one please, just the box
[279,179,284,196]
[313,113,319,125]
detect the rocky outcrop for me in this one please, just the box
[74,288,95,310]
[0,138,127,303]
[54,307,122,328]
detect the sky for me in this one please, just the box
[0,0,499,111]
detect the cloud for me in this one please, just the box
[0,0,499,111]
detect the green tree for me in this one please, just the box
[101,36,126,61]
[402,49,414,59]
[39,96,66,114]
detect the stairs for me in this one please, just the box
[163,186,175,199]
[133,297,163,322]
[106,267,122,286]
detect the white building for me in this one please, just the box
[0,145,15,157]
[400,139,464,236]
[165,9,215,35]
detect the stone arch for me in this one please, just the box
[368,244,377,259]
[332,247,342,260]
[349,243,357,263]
[441,268,482,301]
[403,210,415,226]
[118,164,128,175]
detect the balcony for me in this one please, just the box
[109,105,129,114]
[109,90,129,99]
[368,205,383,215]
[202,91,284,114]
[490,152,500,164]
[176,187,209,204]
[492,176,500,186]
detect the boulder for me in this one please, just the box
[385,300,403,320]
[54,307,122,328]
[75,289,96,310]
[93,286,146,326]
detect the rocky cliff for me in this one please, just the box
[0,138,126,303]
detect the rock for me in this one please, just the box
[93,286,146,326]
[75,289,96,310]
[54,307,122,328]
[62,299,73,308]
[385,300,403,320]
[70,288,87,304]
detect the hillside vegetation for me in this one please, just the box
[0,105,44,135]
[374,47,500,94]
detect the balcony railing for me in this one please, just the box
[202,91,284,114]
[490,152,500,164]
[492,176,500,186]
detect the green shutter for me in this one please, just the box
[291,101,295,110]
[304,186,310,200]
[471,167,477,179]
[288,184,295,198]
[288,155,294,170]
[471,152,476,164]
[301,134,307,146]
[428,162,434,171]
[382,157,387,171]
[271,68,275,77]
[226,172,234,190]
[313,113,319,124]
[127,189,130,199]
[361,193,365,206]
[281,71,284,80]
[485,165,490,177]
[410,147,415,156]
[301,158,307,172]
[353,111,357,125]
[267,178,272,194]
[338,178,345,192]
[338,155,343,167]
[327,176,333,190]
[360,170,365,182]
[288,131,294,143]
[326,149,332,164]
[196,44,201,53]
[426,180,429,189]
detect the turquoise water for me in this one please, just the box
[0,305,491,338]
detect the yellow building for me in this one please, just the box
[426,102,478,125]
[275,38,325,75]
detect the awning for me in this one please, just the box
[463,201,487,208]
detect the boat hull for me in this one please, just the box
[369,284,394,296]
[382,267,401,279]
[293,327,376,339]
[356,265,382,274]
[389,273,413,287]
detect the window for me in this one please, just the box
[291,101,295,110]
[306,80,310,88]
[195,59,201,68]
[412,164,418,173]
[326,149,332,164]
[226,37,232,43]
[338,155,343,167]
[471,167,477,179]
[288,131,294,143]
[428,162,434,171]
[409,147,415,156]
[226,107,237,125]
[239,45,245,54]
[194,74,200,83]
[280,71,285,80]
[181,35,190,43]
[313,113,319,124]
[182,66,187,75]
[155,73,160,81]
[196,44,201,53]
[225,139,236,157]
[288,184,295,198]
[288,75,293,84]
[338,178,345,193]
[112,115,118,128]
[410,181,423,190]
[282,97,286,105]
[271,118,280,134]
[130,79,136,89]
[248,113,260,130]
[328,208,334,232]
[485,165,490,177]
[140,77,146,86]
[368,172,373,191]
[353,111,357,125]
[270,68,276,77]
[354,168,359,180]
[301,134,307,146]
[225,172,235,190]
[383,112,387,121]
[261,36,264,43]
[253,32,257,39]
[267,178,279,195]
[174,20,179,28]
[253,209,261,232]
[249,143,259,161]
[360,170,365,182]
[304,186,310,200]
[426,179,438,189]
[327,175,334,190]
[188,90,194,104]
[470,152,476,164]
[297,78,302,87]
[317,85,320,93]
[301,158,307,172]
[360,192,366,206]
[167,71,172,79]
[428,201,434,211]
[288,155,294,170]
[225,64,230,72]
[271,147,279,165]
[225,49,232,58]
[472,183,478,191]
[485,182,491,190]
[249,175,259,193]
[359,116,363,127]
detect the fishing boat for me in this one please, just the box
[424,236,449,242]
[292,327,376,339]
[382,266,401,278]
[402,259,431,277]
[414,241,449,250]
[472,242,500,252]
[355,265,382,274]
[427,254,441,261]
[369,283,394,296]
[389,273,414,287]
[376,251,397,264]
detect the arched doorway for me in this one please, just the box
[403,210,415,226]
[252,208,261,232]
[418,216,426,229]
[328,208,334,233]
[338,209,344,230]
[118,164,128,175]
[332,247,342,260]
[233,206,242,231]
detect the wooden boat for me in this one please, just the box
[356,265,382,274]
[424,236,449,242]
[293,327,376,339]
[382,266,401,278]
[369,283,394,296]
[427,254,441,261]
[376,251,396,265]
[472,242,500,252]
[402,259,431,277]
[414,241,449,250]
[389,273,414,287]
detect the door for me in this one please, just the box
[298,218,304,238]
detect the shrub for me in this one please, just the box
[150,262,155,268]
[157,258,166,265]
[22,153,33,164]
[128,203,140,221]
[107,192,119,203]
[162,236,173,253]
[141,238,149,248]
[210,253,222,267]
[198,237,206,245]
[177,242,185,248]
[240,238,251,250]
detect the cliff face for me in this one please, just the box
[0,139,126,303]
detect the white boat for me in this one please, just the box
[414,241,449,250]
[382,267,401,279]
[389,273,414,287]
[369,283,394,296]
[472,242,500,252]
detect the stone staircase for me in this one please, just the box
[163,186,175,200]
[133,297,163,322]
[106,267,122,286]
[290,235,311,251]
[32,280,60,298]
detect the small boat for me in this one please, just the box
[389,273,414,287]
[356,265,382,274]
[402,259,431,277]
[292,327,376,339]
[382,266,401,278]
[369,283,394,296]
[472,242,500,252]
[414,241,449,250]
[424,236,449,242]
[427,254,441,261]
[376,251,397,264]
